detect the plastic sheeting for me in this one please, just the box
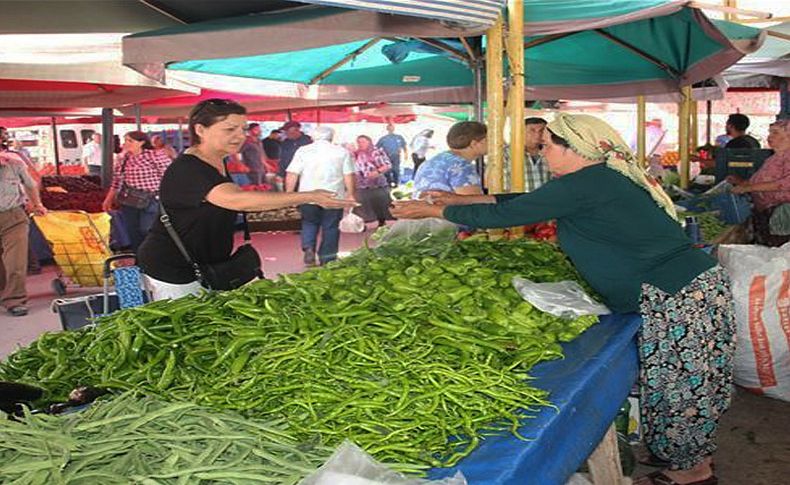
[427,313,642,485]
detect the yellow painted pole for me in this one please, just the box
[506,0,525,236]
[678,85,692,189]
[507,0,525,195]
[485,16,505,195]
[636,95,647,167]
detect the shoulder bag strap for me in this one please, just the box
[222,158,252,244]
[159,203,204,283]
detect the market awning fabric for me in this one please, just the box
[295,0,505,26]
[159,3,762,101]
[123,5,488,83]
[427,313,641,484]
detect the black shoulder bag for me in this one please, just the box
[158,162,263,291]
[116,153,156,209]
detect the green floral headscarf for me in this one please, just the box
[547,113,677,220]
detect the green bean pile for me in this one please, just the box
[696,212,730,242]
[0,393,331,484]
[1,239,598,471]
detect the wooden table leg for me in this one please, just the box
[587,423,631,484]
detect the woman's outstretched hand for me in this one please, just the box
[308,190,360,209]
[390,200,445,220]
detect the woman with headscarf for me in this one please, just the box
[393,114,733,485]
[731,119,790,246]
[352,135,392,228]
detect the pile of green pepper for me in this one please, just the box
[0,239,598,472]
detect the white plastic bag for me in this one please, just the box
[718,243,790,401]
[512,277,610,319]
[340,210,366,233]
[299,441,466,485]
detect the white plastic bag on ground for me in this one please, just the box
[718,243,790,401]
[512,277,610,318]
[340,210,366,233]
[299,441,466,485]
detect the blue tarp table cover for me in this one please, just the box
[428,313,642,485]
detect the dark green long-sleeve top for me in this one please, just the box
[444,164,716,313]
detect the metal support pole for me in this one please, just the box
[678,86,692,189]
[176,118,185,152]
[473,59,485,122]
[779,78,789,120]
[472,41,486,179]
[50,117,61,175]
[507,0,525,198]
[100,108,114,188]
[134,104,142,131]
[637,96,647,167]
[690,100,699,151]
[705,100,712,144]
[485,17,505,195]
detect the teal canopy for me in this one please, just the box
[125,1,764,101]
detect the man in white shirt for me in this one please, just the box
[286,126,356,266]
[81,133,103,176]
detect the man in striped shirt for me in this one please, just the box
[504,117,550,192]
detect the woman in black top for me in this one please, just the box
[137,99,356,300]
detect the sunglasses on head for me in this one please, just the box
[190,98,237,119]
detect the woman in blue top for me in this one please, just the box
[394,114,733,485]
[412,121,486,199]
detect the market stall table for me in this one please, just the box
[428,313,641,485]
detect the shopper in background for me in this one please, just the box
[102,131,171,252]
[353,135,392,228]
[409,129,434,172]
[278,121,312,184]
[151,134,178,160]
[262,129,282,187]
[724,113,760,149]
[394,113,734,485]
[137,99,356,300]
[731,119,790,246]
[286,126,356,266]
[413,121,485,199]
[240,123,265,186]
[0,140,46,317]
[376,123,408,187]
[81,133,103,176]
[504,117,550,192]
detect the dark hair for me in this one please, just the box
[125,131,153,150]
[447,121,487,149]
[247,122,260,131]
[525,117,547,126]
[188,98,247,145]
[547,130,571,148]
[113,135,122,154]
[270,129,282,135]
[357,135,374,144]
[727,113,750,132]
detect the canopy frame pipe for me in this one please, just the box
[308,37,381,85]
[593,29,680,78]
[415,37,471,63]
